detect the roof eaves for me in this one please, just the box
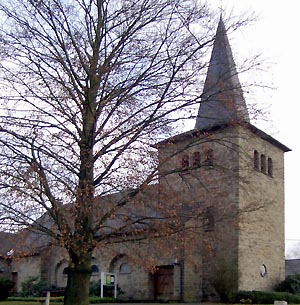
[247,123,291,153]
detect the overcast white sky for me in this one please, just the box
[213,0,300,257]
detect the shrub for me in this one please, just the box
[90,281,101,296]
[230,290,300,304]
[275,274,300,294]
[89,281,124,298]
[21,276,49,297]
[0,277,14,301]
[209,260,238,302]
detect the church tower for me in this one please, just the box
[157,16,290,301]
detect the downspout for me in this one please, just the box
[179,260,184,302]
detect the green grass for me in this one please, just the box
[0,296,116,305]
[0,300,62,305]
[0,298,62,305]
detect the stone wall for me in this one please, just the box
[157,127,242,300]
[238,126,285,291]
[10,255,42,292]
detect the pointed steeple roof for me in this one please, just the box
[195,17,250,130]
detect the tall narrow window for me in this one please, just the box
[260,154,266,174]
[205,148,213,166]
[254,150,259,170]
[181,155,189,168]
[268,157,273,177]
[203,207,214,232]
[192,151,201,167]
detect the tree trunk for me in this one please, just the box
[64,259,92,305]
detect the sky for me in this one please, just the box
[213,0,300,257]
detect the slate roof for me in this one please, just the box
[156,123,291,153]
[0,231,15,256]
[157,16,290,153]
[0,180,202,255]
[285,259,300,277]
[195,16,250,130]
[0,228,51,258]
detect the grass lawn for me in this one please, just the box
[0,300,63,305]
[0,296,115,305]
[0,297,63,305]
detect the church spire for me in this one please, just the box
[195,17,250,130]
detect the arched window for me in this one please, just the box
[91,265,99,273]
[254,150,259,170]
[267,158,273,177]
[63,267,69,275]
[181,155,189,168]
[260,154,266,174]
[192,151,201,167]
[205,148,213,166]
[119,263,132,274]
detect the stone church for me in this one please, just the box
[0,17,290,302]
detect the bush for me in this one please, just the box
[209,260,238,302]
[90,281,101,296]
[89,281,124,298]
[21,276,49,297]
[275,274,300,294]
[0,277,14,301]
[230,290,300,304]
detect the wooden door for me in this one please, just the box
[154,265,174,301]
[12,272,18,293]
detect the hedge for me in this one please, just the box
[0,278,14,301]
[230,290,300,304]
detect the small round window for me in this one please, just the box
[260,264,267,277]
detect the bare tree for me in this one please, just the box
[0,0,257,304]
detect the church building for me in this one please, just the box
[0,17,290,302]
